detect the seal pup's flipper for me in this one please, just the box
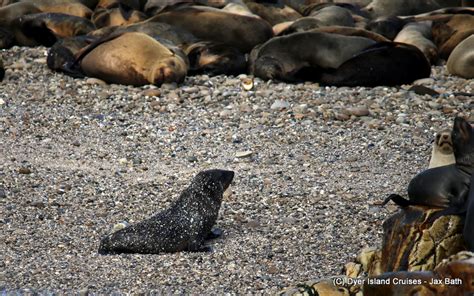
[381,193,414,207]
[206,228,223,240]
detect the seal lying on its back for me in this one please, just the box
[428,128,455,169]
[98,169,235,254]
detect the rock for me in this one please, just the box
[380,206,465,273]
[0,188,6,198]
[112,221,130,232]
[271,100,290,110]
[335,112,350,121]
[346,106,370,117]
[18,167,32,174]
[279,278,350,296]
[408,85,439,96]
[364,252,474,295]
[413,78,435,85]
[241,77,254,91]
[235,151,253,158]
[142,89,161,97]
[85,78,106,85]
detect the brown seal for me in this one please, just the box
[447,34,474,79]
[311,26,390,42]
[244,1,302,26]
[149,5,274,52]
[249,31,375,81]
[394,21,438,64]
[91,5,147,28]
[79,32,188,86]
[432,14,474,59]
[10,12,95,47]
[35,2,93,18]
[0,2,41,27]
[86,21,246,75]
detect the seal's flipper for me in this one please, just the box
[206,228,223,240]
[381,194,414,207]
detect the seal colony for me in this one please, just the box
[98,169,234,254]
[1,0,474,86]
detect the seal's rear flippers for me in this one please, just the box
[381,193,414,207]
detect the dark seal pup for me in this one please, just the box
[98,169,235,254]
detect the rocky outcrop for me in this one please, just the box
[281,206,471,295]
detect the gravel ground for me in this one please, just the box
[0,46,473,294]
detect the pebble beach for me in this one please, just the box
[0,46,473,294]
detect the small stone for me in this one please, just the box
[293,104,308,113]
[112,221,130,232]
[219,110,233,117]
[413,78,435,85]
[72,140,80,147]
[143,89,161,97]
[19,167,31,174]
[235,151,253,158]
[241,78,254,91]
[187,156,198,162]
[347,106,370,117]
[335,112,350,121]
[85,78,106,85]
[0,98,4,105]
[271,100,290,110]
[0,188,6,198]
[118,158,128,166]
[408,85,439,96]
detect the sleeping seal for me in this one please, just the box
[98,169,235,254]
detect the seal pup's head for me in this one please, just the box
[435,129,454,155]
[452,116,474,167]
[190,169,234,201]
[429,128,455,169]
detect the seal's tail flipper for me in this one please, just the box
[381,193,414,207]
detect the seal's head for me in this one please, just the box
[434,129,454,155]
[191,169,235,202]
[452,116,474,167]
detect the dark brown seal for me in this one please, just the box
[98,169,235,254]
[249,31,375,82]
[10,12,95,47]
[319,42,431,86]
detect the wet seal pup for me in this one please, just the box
[98,169,235,254]
[429,128,455,169]
[384,117,474,249]
[77,32,188,86]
